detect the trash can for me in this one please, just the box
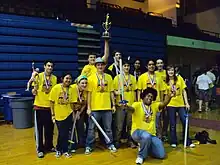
[10,97,34,129]
[1,94,21,122]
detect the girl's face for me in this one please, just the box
[167,67,175,77]
[123,64,130,73]
[134,60,141,70]
[63,75,72,87]
[78,79,88,91]
[147,61,155,72]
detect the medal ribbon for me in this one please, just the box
[147,73,156,87]
[123,73,130,88]
[61,84,69,101]
[44,72,51,89]
[96,73,105,89]
[169,81,176,92]
[76,86,82,103]
[141,102,152,118]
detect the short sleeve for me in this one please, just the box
[49,86,57,102]
[207,76,212,84]
[87,77,93,92]
[71,86,78,103]
[81,65,89,77]
[132,102,138,111]
[179,76,187,89]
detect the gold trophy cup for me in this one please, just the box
[102,13,111,39]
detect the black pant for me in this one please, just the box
[162,109,169,137]
[56,114,72,153]
[34,110,54,152]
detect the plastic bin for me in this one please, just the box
[1,94,21,122]
[10,97,34,129]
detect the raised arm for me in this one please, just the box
[158,93,174,110]
[102,39,110,64]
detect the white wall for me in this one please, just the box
[184,7,220,34]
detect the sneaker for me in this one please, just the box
[135,157,143,164]
[189,143,195,148]
[108,145,117,153]
[171,144,177,148]
[37,152,44,158]
[85,147,92,155]
[55,151,62,158]
[63,152,72,158]
[70,149,76,153]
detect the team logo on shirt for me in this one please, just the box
[58,91,69,105]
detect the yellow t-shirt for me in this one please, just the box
[165,75,186,107]
[137,72,166,101]
[70,84,87,110]
[155,70,166,82]
[113,74,137,106]
[49,84,74,121]
[131,101,161,136]
[87,73,113,111]
[33,72,57,107]
[81,64,97,77]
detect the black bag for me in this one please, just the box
[195,130,217,144]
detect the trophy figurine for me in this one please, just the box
[102,13,111,39]
[26,62,39,91]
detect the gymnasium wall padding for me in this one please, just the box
[94,25,166,64]
[0,14,78,112]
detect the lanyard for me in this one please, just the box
[141,102,152,117]
[44,72,51,89]
[61,84,69,101]
[123,73,130,88]
[147,72,156,87]
[169,80,176,92]
[76,85,82,103]
[96,73,105,87]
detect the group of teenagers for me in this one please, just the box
[31,38,195,164]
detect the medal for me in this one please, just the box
[96,73,105,92]
[123,73,130,92]
[142,102,152,123]
[61,84,69,102]
[147,73,156,88]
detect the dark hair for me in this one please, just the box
[113,50,121,57]
[147,59,155,66]
[88,52,97,56]
[141,87,157,101]
[61,72,72,80]
[122,59,130,65]
[44,60,54,66]
[165,65,178,85]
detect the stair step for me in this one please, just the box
[77,28,100,35]
[78,37,100,42]
[78,45,100,49]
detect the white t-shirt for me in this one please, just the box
[196,74,212,90]
[206,71,216,83]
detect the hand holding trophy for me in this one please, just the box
[102,13,111,39]
[26,62,39,91]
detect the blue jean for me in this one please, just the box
[167,107,191,145]
[86,110,113,148]
[132,129,165,159]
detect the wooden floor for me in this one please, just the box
[1,111,220,165]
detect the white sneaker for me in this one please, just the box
[189,143,195,148]
[135,157,143,164]
[171,144,177,148]
[63,152,72,158]
[70,149,76,153]
[85,147,92,155]
[108,145,117,153]
[55,151,61,158]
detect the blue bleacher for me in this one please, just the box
[0,14,78,114]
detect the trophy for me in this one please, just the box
[102,13,111,39]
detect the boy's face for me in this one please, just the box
[88,55,96,65]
